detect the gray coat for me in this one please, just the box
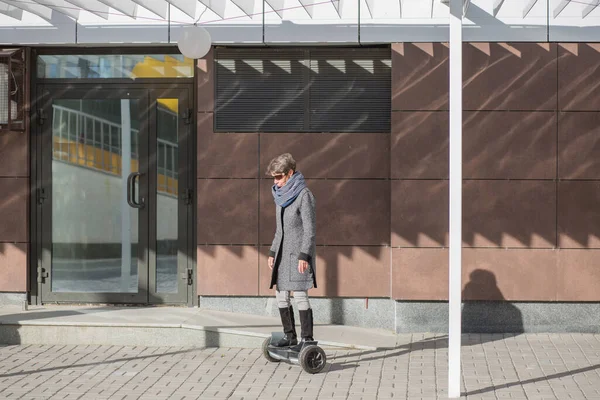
[269,188,317,291]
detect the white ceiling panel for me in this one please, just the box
[40,0,81,19]
[0,0,53,20]
[96,0,138,18]
[230,0,255,16]
[0,1,23,20]
[131,0,169,18]
[198,0,227,18]
[65,0,109,19]
[582,1,600,18]
[166,0,197,18]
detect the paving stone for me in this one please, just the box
[0,335,600,398]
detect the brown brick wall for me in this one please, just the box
[197,43,600,301]
[0,130,29,292]
[393,42,600,302]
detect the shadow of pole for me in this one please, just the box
[464,363,600,397]
[0,348,199,378]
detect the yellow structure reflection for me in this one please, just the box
[131,55,192,114]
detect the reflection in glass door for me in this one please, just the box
[51,98,142,294]
[155,98,179,294]
[149,92,191,304]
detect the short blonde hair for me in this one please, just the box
[266,153,296,176]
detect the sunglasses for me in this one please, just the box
[272,173,287,180]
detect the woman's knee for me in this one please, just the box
[275,290,291,308]
[293,291,311,311]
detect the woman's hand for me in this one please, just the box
[268,256,274,270]
[298,260,309,274]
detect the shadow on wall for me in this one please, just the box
[462,269,524,334]
[197,42,600,244]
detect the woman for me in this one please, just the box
[267,153,317,348]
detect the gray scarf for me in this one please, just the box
[272,172,307,208]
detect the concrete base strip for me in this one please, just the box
[0,321,376,350]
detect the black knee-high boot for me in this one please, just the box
[299,309,314,343]
[275,306,297,347]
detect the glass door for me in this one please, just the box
[148,88,193,304]
[37,86,193,304]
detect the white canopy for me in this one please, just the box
[0,0,197,20]
[0,0,599,22]
[1,0,600,44]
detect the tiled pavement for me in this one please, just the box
[0,334,599,400]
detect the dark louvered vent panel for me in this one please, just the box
[309,49,391,133]
[214,48,391,133]
[215,49,306,132]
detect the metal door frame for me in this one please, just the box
[147,87,194,305]
[32,83,195,305]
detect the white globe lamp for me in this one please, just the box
[177,25,212,59]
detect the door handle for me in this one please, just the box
[180,269,193,285]
[127,172,145,209]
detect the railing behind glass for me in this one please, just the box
[52,105,178,196]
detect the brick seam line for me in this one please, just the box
[165,347,219,398]
[0,344,40,395]
[584,334,600,397]
[514,336,535,396]
[178,347,228,399]
[252,350,278,399]
[107,346,187,399]
[315,349,348,400]
[0,343,36,388]
[57,344,119,399]
[404,334,412,400]
[337,349,353,400]
[570,333,597,373]
[525,334,560,400]
[220,348,264,399]
[550,333,589,399]
[501,334,527,399]
[140,346,199,398]
[374,348,386,400]
[164,347,219,398]
[347,349,362,400]
[312,349,331,399]
[482,334,501,399]
[549,334,584,398]
[196,347,244,399]
[433,334,441,398]
[77,346,161,399]
[512,335,538,395]
[290,349,315,400]
[20,344,116,399]
[551,334,582,397]
[0,344,95,398]
[77,346,153,399]
[572,333,598,397]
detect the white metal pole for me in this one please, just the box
[121,99,132,292]
[448,0,463,398]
